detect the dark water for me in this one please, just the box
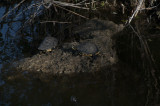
[0,65,147,106]
[0,1,160,106]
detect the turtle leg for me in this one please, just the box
[81,53,93,57]
[47,49,52,52]
[39,51,43,54]
[87,54,93,57]
[95,51,100,56]
[72,46,76,50]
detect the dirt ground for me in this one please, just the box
[13,19,124,74]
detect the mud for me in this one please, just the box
[13,19,124,74]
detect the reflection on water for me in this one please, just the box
[0,7,23,64]
[0,65,147,106]
[0,64,5,87]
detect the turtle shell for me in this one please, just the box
[76,42,98,55]
[38,37,58,50]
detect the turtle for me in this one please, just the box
[73,42,99,56]
[38,36,58,52]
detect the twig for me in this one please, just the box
[75,0,87,6]
[140,5,158,10]
[128,0,144,24]
[0,0,26,21]
[40,21,71,24]
[33,4,43,19]
[54,4,89,19]
[42,0,89,10]
[15,3,42,19]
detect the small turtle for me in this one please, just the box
[73,42,99,56]
[38,36,58,52]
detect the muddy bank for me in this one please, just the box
[13,19,124,74]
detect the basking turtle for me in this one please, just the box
[38,36,58,52]
[73,42,99,56]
